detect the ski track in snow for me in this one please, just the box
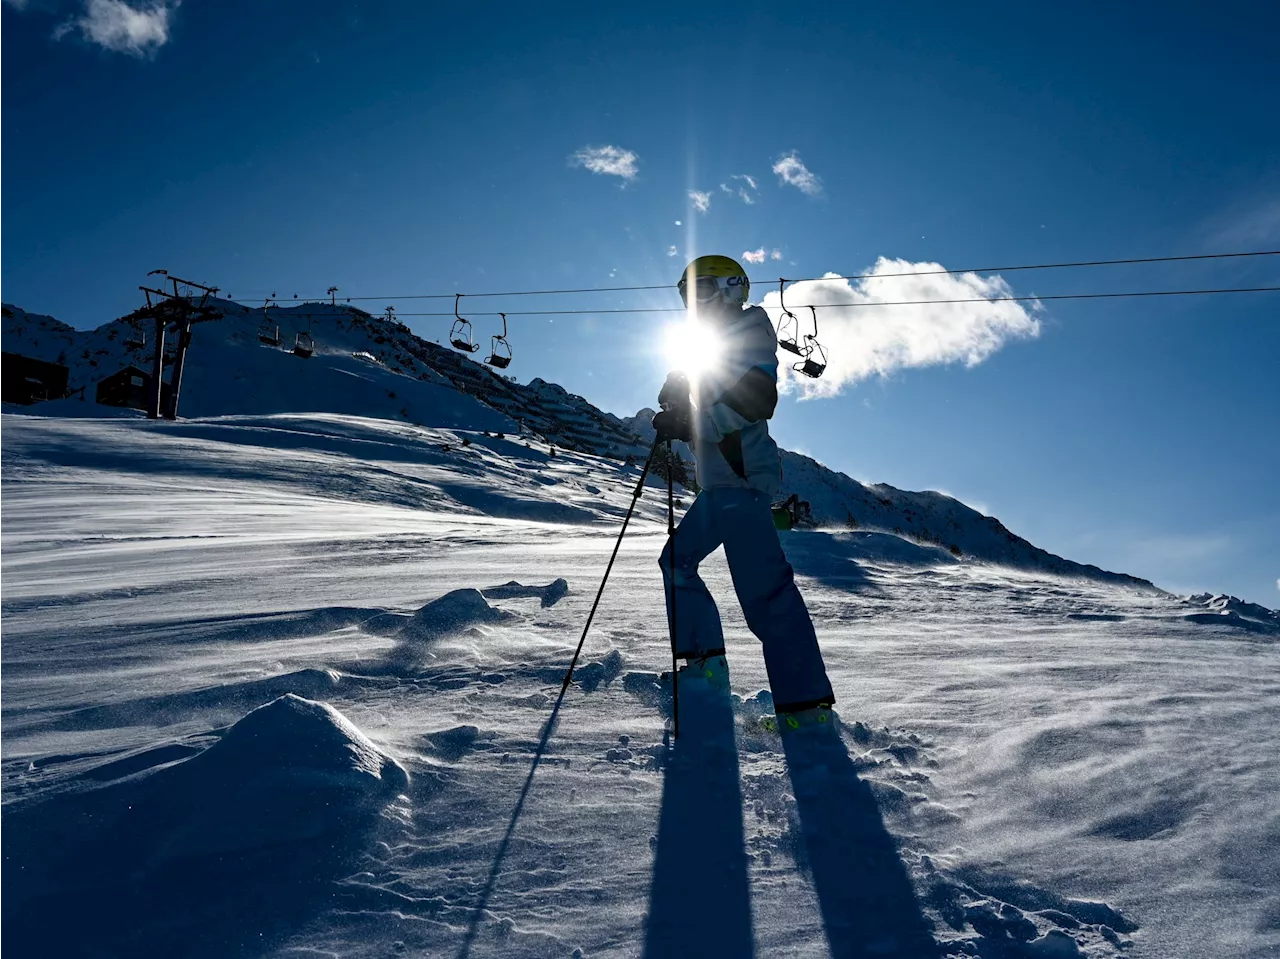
[3,414,1278,959]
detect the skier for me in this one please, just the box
[652,255,836,732]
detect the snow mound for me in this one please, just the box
[212,692,407,789]
[153,694,407,857]
[362,588,515,644]
[1182,593,1280,635]
[403,588,513,640]
[2,695,406,957]
[482,577,570,607]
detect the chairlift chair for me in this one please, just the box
[258,295,282,346]
[449,294,481,353]
[485,313,512,370]
[775,279,805,355]
[125,324,147,350]
[792,307,827,378]
[293,331,315,358]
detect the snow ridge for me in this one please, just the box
[6,297,1151,586]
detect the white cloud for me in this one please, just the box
[1275,577,1279,593]
[772,151,821,195]
[720,174,758,204]
[771,249,783,261]
[689,190,711,213]
[571,144,639,181]
[742,247,782,264]
[758,257,1041,398]
[56,0,174,57]
[667,245,679,257]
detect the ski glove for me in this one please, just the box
[652,408,693,443]
[658,371,691,411]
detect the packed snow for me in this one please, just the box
[3,410,1277,958]
[3,299,1278,958]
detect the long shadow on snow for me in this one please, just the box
[783,729,940,959]
[453,680,567,959]
[643,690,755,958]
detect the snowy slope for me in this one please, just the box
[5,300,1151,586]
[3,411,1278,959]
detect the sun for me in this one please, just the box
[661,317,722,378]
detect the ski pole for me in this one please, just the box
[666,439,680,739]
[560,440,660,692]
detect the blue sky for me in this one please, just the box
[4,1,1278,603]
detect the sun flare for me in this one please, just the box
[661,317,722,379]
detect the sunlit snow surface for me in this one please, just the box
[3,414,1277,959]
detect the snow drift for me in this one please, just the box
[3,694,406,956]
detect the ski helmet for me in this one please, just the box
[677,255,750,308]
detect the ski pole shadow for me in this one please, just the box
[643,690,755,959]
[782,730,938,959]
[454,684,565,959]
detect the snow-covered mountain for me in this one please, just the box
[2,299,1150,587]
[4,299,1279,958]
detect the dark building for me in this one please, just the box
[96,365,169,411]
[2,352,70,405]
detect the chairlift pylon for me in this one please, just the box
[775,278,804,355]
[449,294,481,353]
[485,312,512,370]
[793,306,827,379]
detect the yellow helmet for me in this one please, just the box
[677,255,750,308]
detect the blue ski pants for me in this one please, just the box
[659,487,835,712]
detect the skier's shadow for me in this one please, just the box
[643,690,755,958]
[782,731,939,959]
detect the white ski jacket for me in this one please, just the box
[691,305,782,495]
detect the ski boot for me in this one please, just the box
[760,702,839,736]
[675,650,730,697]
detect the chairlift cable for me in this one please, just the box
[223,249,1280,305]
[364,285,1280,318]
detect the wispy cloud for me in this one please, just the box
[772,151,821,195]
[759,258,1041,397]
[689,190,711,213]
[667,245,679,257]
[720,174,758,204]
[54,0,175,57]
[1207,195,1280,248]
[571,145,639,181]
[742,247,783,264]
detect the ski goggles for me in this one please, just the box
[678,273,750,305]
